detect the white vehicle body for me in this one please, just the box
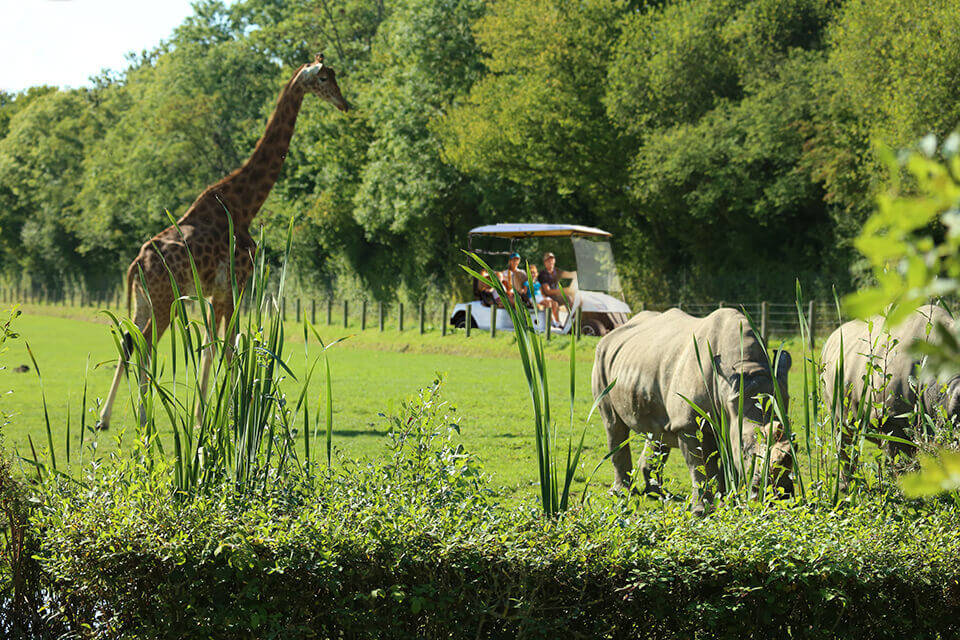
[451,223,632,336]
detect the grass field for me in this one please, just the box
[1,301,814,503]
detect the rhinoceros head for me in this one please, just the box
[715,350,794,496]
[946,379,960,423]
[922,374,960,430]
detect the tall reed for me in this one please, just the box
[94,216,342,496]
[463,254,613,516]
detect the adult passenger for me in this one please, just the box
[529,265,560,326]
[538,252,573,307]
[505,252,531,307]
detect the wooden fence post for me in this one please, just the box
[419,302,425,335]
[326,299,333,325]
[441,302,448,336]
[311,299,316,325]
[465,309,471,337]
[808,301,816,352]
[379,302,385,331]
[398,303,404,332]
[760,301,768,343]
[490,306,497,338]
[343,300,349,328]
[361,300,368,331]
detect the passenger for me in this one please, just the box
[529,265,561,326]
[477,269,496,307]
[505,252,531,307]
[498,269,514,307]
[538,252,573,308]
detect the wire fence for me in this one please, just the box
[639,301,842,340]
[4,281,845,344]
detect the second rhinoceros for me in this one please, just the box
[592,308,792,512]
[821,304,960,488]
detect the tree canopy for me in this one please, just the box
[1,0,958,304]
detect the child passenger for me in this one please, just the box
[529,264,560,326]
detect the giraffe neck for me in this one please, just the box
[224,74,306,228]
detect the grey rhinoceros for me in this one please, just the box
[592,308,792,512]
[820,304,960,488]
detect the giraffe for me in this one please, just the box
[97,54,349,430]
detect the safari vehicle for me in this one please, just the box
[451,223,632,336]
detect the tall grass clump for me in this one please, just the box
[1,309,70,638]
[673,279,930,510]
[93,215,342,497]
[463,254,613,516]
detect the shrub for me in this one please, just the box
[0,308,67,639]
[33,382,960,639]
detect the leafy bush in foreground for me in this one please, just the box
[33,383,960,639]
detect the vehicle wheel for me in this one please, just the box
[581,319,607,337]
[451,311,478,329]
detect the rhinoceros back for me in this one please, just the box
[821,304,953,420]
[593,308,766,436]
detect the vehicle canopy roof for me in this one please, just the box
[468,223,611,239]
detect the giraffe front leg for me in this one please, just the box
[97,330,132,430]
[217,297,237,363]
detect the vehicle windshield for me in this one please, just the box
[572,237,622,293]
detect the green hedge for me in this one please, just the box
[33,456,960,640]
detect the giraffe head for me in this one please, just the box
[297,53,349,112]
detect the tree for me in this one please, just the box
[438,0,632,219]
[800,0,960,286]
[76,37,281,266]
[602,0,842,300]
[828,0,960,151]
[265,0,496,301]
[0,90,103,287]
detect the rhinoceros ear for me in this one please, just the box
[773,349,791,384]
[711,354,727,378]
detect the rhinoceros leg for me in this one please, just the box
[837,422,854,492]
[599,405,635,493]
[677,430,723,515]
[879,417,917,468]
[639,437,669,497]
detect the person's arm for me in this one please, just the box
[501,272,514,294]
[514,271,528,294]
[538,272,559,296]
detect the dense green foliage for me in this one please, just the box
[31,385,960,639]
[3,0,960,302]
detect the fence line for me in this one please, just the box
[9,289,852,342]
[663,301,841,339]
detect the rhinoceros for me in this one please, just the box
[820,304,960,488]
[592,308,792,512]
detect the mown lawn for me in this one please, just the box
[1,301,817,502]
